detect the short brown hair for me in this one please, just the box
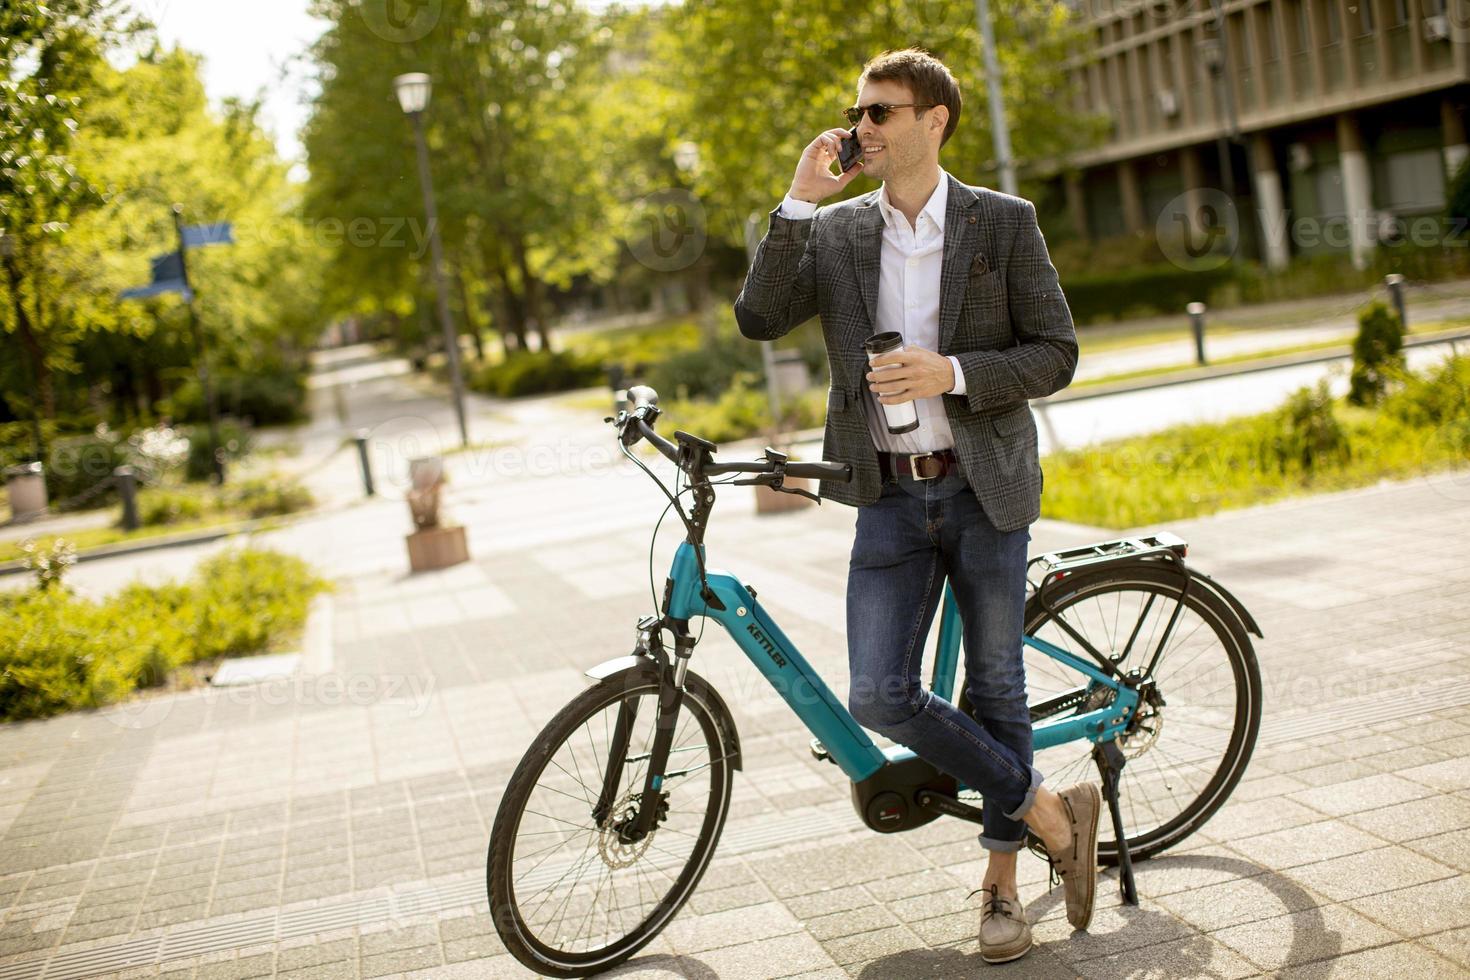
[858,48,962,146]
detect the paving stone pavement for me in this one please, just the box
[3,448,1470,975]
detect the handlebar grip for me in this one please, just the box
[627,385,659,410]
[786,460,853,483]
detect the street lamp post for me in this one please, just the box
[172,204,226,483]
[974,0,1018,197]
[394,72,469,449]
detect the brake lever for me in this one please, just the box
[731,466,822,504]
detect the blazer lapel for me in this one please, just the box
[850,196,884,336]
[938,175,984,350]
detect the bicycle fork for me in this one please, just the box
[593,618,694,842]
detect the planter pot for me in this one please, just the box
[5,463,48,521]
[754,477,816,515]
[406,524,469,572]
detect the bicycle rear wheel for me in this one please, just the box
[1020,564,1261,863]
[487,662,735,978]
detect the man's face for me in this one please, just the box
[852,79,942,182]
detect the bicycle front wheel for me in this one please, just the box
[487,662,736,978]
[1022,564,1262,863]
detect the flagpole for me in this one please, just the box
[173,204,225,484]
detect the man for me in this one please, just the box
[734,49,1097,963]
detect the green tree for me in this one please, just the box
[655,0,1102,249]
[0,0,142,426]
[303,0,619,354]
[3,9,326,446]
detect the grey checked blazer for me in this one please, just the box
[733,173,1078,532]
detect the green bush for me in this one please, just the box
[1348,300,1405,406]
[1061,264,1235,324]
[645,333,764,400]
[222,477,314,518]
[563,316,703,370]
[45,428,129,509]
[138,488,207,527]
[185,419,253,482]
[0,547,330,722]
[470,350,604,398]
[1384,353,1470,429]
[1271,380,1350,472]
[167,370,308,427]
[662,372,826,444]
[1448,157,1470,234]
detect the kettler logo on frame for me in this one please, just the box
[745,622,787,668]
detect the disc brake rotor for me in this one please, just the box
[598,790,667,869]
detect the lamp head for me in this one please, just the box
[394,73,432,114]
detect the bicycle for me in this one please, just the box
[487,386,1264,977]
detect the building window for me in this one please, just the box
[1262,6,1281,61]
[1234,12,1253,66]
[1349,0,1373,35]
[1381,149,1448,211]
[1294,0,1311,49]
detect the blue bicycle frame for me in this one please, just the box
[664,540,1141,786]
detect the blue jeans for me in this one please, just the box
[846,469,1042,852]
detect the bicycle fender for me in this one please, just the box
[1188,569,1264,639]
[582,656,743,771]
[585,654,651,682]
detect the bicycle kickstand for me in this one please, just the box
[1092,739,1139,906]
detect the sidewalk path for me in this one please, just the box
[1,449,1467,977]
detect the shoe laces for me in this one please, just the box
[968,884,1015,923]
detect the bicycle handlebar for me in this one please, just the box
[625,386,852,485]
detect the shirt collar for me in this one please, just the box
[878,168,949,234]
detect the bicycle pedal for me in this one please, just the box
[809,738,833,764]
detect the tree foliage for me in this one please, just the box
[300,0,1103,349]
[1,2,325,449]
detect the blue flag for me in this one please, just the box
[120,252,194,301]
[181,223,235,248]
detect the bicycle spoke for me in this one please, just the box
[493,678,729,965]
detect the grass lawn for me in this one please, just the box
[1,478,312,564]
[1071,318,1470,391]
[1042,355,1470,529]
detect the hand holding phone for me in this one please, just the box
[837,127,863,173]
[788,128,866,205]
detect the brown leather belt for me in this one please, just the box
[877,449,959,482]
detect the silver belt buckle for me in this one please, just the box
[908,452,939,481]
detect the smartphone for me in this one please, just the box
[837,126,862,172]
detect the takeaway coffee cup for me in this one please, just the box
[863,331,920,435]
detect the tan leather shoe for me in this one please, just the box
[1049,783,1102,930]
[977,885,1033,964]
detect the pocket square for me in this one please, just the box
[970,253,990,276]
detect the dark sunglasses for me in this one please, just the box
[844,102,936,126]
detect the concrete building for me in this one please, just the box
[1041,0,1470,268]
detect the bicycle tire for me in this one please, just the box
[1017,563,1262,863]
[487,662,735,977]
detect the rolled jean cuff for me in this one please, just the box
[1002,764,1044,822]
[978,834,1025,853]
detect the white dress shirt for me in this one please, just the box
[780,170,966,454]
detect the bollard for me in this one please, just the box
[1384,273,1407,331]
[115,465,139,531]
[608,364,627,415]
[354,430,375,497]
[1186,301,1208,365]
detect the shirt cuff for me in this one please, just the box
[946,355,967,396]
[779,195,818,220]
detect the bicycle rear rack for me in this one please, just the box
[1027,531,1188,594]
